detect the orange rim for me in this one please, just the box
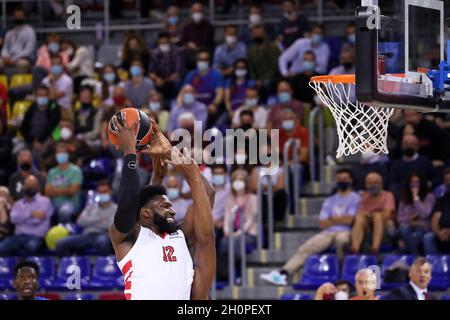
[310,73,405,84]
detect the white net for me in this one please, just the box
[309,78,395,158]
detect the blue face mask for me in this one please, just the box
[130,65,142,77]
[37,97,49,106]
[51,65,63,76]
[303,60,316,72]
[167,188,180,200]
[278,92,291,104]
[149,102,161,112]
[56,152,69,164]
[48,42,60,53]
[348,33,355,44]
[197,61,209,72]
[212,174,225,186]
[96,193,111,204]
[168,16,178,25]
[311,34,322,45]
[183,93,195,105]
[104,72,116,83]
[282,120,295,131]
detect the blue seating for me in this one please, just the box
[341,255,378,284]
[87,256,122,290]
[280,293,313,300]
[216,281,227,290]
[425,255,450,291]
[0,257,17,290]
[0,294,17,300]
[25,256,56,289]
[293,255,339,290]
[46,256,91,290]
[381,254,416,290]
[64,293,96,300]
[441,294,450,300]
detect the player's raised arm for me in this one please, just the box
[109,116,141,256]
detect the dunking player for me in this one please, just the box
[108,117,216,300]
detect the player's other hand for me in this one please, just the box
[147,119,172,158]
[111,115,137,155]
[166,147,200,183]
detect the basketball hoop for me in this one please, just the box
[309,74,395,158]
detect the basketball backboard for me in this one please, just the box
[355,0,450,112]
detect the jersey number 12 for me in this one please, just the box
[162,246,177,262]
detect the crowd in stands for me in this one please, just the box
[0,1,450,288]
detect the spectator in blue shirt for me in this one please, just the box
[213,25,247,78]
[279,24,330,76]
[183,49,225,128]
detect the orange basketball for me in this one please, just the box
[108,107,153,151]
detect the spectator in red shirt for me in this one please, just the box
[268,80,304,130]
[279,108,309,164]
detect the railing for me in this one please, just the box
[228,204,248,288]
[283,138,301,217]
[256,173,274,251]
[309,107,325,183]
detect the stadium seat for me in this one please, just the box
[0,294,17,300]
[216,281,227,290]
[46,256,91,291]
[65,293,96,300]
[25,256,56,289]
[293,255,339,290]
[425,255,450,291]
[441,294,450,300]
[98,293,125,300]
[0,74,8,89]
[9,100,32,128]
[341,255,378,284]
[381,254,416,290]
[10,74,32,89]
[280,293,313,300]
[0,257,17,290]
[87,256,122,290]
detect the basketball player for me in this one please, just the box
[108,117,216,300]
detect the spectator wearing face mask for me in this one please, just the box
[97,64,124,108]
[231,87,268,129]
[119,34,150,75]
[279,24,330,76]
[146,90,169,133]
[423,186,450,254]
[183,49,225,128]
[0,7,36,68]
[42,55,74,120]
[396,173,435,254]
[73,86,100,146]
[164,174,192,224]
[342,22,356,49]
[388,134,434,200]
[217,169,257,281]
[35,33,69,72]
[45,142,83,223]
[124,60,155,107]
[0,175,52,256]
[288,51,320,108]
[351,172,396,255]
[169,85,207,132]
[213,25,247,78]
[149,32,185,101]
[225,59,256,120]
[433,168,450,199]
[278,108,309,164]
[8,149,45,201]
[267,80,304,130]
[21,85,61,149]
[260,169,358,286]
[278,0,310,49]
[181,3,215,53]
[55,180,115,256]
[211,164,231,248]
[61,39,94,94]
[314,280,353,300]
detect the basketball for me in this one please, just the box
[108,107,153,151]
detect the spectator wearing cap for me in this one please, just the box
[45,142,83,223]
[124,60,155,107]
[42,55,74,120]
[267,80,304,130]
[423,188,450,254]
[279,24,330,76]
[384,257,436,300]
[8,149,45,201]
[278,0,310,49]
[168,85,207,132]
[0,175,52,256]
[55,180,115,256]
[231,87,268,129]
[35,33,69,72]
[149,32,185,101]
[213,25,247,78]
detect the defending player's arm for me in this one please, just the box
[109,117,141,259]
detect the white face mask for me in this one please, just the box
[249,14,262,25]
[225,35,237,46]
[232,180,245,192]
[235,154,246,164]
[334,291,349,300]
[60,127,73,140]
[159,44,170,53]
[192,12,203,23]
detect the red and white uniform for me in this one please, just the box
[117,226,194,300]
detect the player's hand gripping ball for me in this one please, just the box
[108,107,154,151]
